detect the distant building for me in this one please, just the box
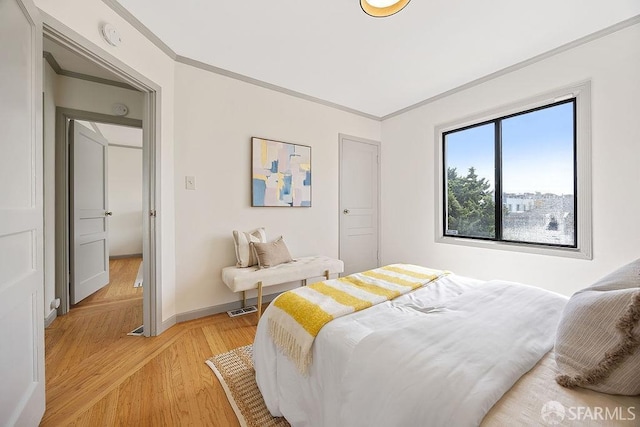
[505,197,534,213]
[502,193,575,245]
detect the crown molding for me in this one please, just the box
[44,50,139,91]
[101,0,177,59]
[100,3,640,121]
[175,55,380,121]
[383,14,640,120]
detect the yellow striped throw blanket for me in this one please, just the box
[266,264,448,373]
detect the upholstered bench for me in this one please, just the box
[222,255,344,317]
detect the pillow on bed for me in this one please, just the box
[250,236,293,269]
[232,227,266,267]
[554,258,640,395]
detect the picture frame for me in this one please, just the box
[251,137,312,207]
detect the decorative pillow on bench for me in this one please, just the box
[250,236,293,269]
[232,227,267,267]
[554,258,640,395]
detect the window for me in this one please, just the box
[435,82,592,258]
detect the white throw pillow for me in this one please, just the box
[232,227,266,267]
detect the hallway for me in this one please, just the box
[43,257,144,423]
[41,256,254,426]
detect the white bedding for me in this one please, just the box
[254,274,568,426]
[340,280,567,426]
[254,275,566,426]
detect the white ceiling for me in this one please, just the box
[43,37,130,84]
[76,120,143,148]
[96,122,143,147]
[115,1,640,118]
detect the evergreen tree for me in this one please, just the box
[447,167,496,237]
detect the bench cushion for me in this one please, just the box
[222,256,344,292]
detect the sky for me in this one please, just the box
[445,101,575,195]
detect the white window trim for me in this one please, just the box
[434,81,592,259]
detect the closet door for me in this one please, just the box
[0,0,45,424]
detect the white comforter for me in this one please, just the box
[254,274,567,427]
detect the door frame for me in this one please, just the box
[57,110,142,304]
[338,133,382,271]
[45,15,162,336]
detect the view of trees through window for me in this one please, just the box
[444,99,576,247]
[446,166,495,238]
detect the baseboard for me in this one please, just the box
[44,309,57,328]
[175,292,282,324]
[159,315,176,335]
[109,253,143,260]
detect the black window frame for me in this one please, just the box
[442,98,578,249]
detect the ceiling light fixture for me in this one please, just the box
[360,0,411,17]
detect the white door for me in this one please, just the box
[0,0,46,424]
[70,121,111,304]
[339,135,380,275]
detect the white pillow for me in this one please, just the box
[232,227,266,267]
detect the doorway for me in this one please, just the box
[69,119,144,309]
[338,134,381,275]
[43,23,161,336]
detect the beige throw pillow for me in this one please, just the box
[554,258,640,395]
[250,236,293,269]
[232,227,266,267]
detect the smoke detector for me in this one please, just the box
[112,103,129,116]
[100,23,122,47]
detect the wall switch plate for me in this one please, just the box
[185,176,196,190]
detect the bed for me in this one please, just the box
[253,264,640,427]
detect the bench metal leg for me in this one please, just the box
[242,291,246,308]
[257,281,263,318]
[304,271,330,287]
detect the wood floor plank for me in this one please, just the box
[43,257,261,426]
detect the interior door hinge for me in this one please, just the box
[150,210,157,217]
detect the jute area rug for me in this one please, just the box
[206,345,290,427]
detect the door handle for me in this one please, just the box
[343,209,350,214]
[105,211,113,216]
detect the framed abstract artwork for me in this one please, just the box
[251,137,311,207]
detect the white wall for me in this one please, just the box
[37,0,381,321]
[43,61,58,321]
[381,23,640,296]
[44,0,639,323]
[108,145,143,257]
[37,0,382,324]
[174,63,381,314]
[36,0,177,324]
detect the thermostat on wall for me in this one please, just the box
[100,23,122,47]
[112,103,129,116]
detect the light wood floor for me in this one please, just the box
[43,257,254,426]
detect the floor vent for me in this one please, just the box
[128,325,144,336]
[227,306,257,317]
